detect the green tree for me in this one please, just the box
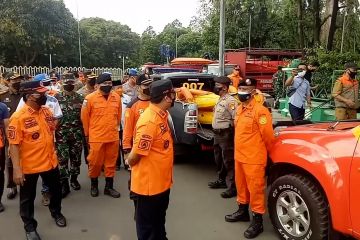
[0,0,78,66]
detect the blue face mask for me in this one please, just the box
[238,91,251,102]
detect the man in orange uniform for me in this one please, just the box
[8,80,66,240]
[225,78,274,239]
[227,66,243,89]
[126,79,175,240]
[332,62,358,120]
[123,74,152,153]
[81,73,122,198]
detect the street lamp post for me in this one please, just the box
[49,53,52,69]
[75,0,82,68]
[219,0,225,76]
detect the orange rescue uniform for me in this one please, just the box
[228,73,243,89]
[81,90,122,178]
[7,105,58,174]
[234,98,274,214]
[123,98,150,150]
[131,104,174,196]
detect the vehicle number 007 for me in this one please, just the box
[182,82,204,90]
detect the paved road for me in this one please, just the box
[0,157,279,240]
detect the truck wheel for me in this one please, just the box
[268,174,329,240]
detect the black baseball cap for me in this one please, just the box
[150,79,173,98]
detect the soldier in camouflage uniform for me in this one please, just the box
[55,73,84,198]
[273,66,285,109]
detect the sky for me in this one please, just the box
[63,0,201,34]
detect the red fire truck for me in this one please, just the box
[225,48,303,94]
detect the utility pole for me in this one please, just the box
[340,10,347,53]
[175,31,178,58]
[49,54,52,69]
[76,0,82,67]
[219,0,225,76]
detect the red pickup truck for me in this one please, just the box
[268,121,360,239]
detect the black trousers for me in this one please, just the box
[289,103,305,121]
[135,189,170,240]
[20,168,62,232]
[213,130,236,191]
[0,147,5,201]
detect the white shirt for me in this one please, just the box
[16,94,63,119]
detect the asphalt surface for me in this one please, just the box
[0,156,279,240]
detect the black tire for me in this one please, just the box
[268,174,329,240]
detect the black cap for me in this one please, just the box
[19,80,48,93]
[62,73,75,81]
[150,79,173,98]
[96,73,112,84]
[239,78,257,87]
[345,62,358,70]
[136,74,153,85]
[214,76,231,84]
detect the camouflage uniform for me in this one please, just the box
[55,92,84,180]
[273,71,285,108]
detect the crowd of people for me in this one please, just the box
[0,61,358,240]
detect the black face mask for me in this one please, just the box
[88,78,96,87]
[11,82,21,92]
[63,84,75,92]
[213,86,223,95]
[100,85,112,94]
[349,71,357,79]
[143,88,150,96]
[238,92,251,102]
[35,95,47,106]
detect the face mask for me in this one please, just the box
[213,86,223,95]
[35,95,47,106]
[238,91,251,102]
[349,71,357,79]
[143,88,150,96]
[100,85,112,94]
[11,82,21,92]
[88,78,96,87]
[63,84,75,92]
[42,81,51,87]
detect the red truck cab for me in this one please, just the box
[268,121,360,239]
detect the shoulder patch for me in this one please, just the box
[259,115,267,125]
[229,102,236,110]
[138,134,152,150]
[8,126,16,140]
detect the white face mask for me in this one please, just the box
[298,70,306,78]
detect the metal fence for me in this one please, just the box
[0,66,123,80]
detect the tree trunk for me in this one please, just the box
[320,0,339,50]
[313,0,321,45]
[297,0,305,49]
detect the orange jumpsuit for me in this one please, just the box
[228,73,243,89]
[234,98,274,214]
[123,98,150,150]
[81,90,122,178]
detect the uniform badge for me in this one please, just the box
[164,140,169,149]
[32,132,40,140]
[259,115,267,125]
[229,102,236,110]
[159,123,168,135]
[139,109,144,114]
[24,117,38,129]
[138,134,152,151]
[8,126,16,140]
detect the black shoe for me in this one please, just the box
[208,179,227,189]
[25,231,41,240]
[7,187,17,199]
[0,202,4,213]
[221,189,237,198]
[61,181,70,199]
[52,213,67,228]
[91,178,99,197]
[70,176,81,191]
[225,204,250,222]
[104,177,121,198]
[244,213,264,239]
